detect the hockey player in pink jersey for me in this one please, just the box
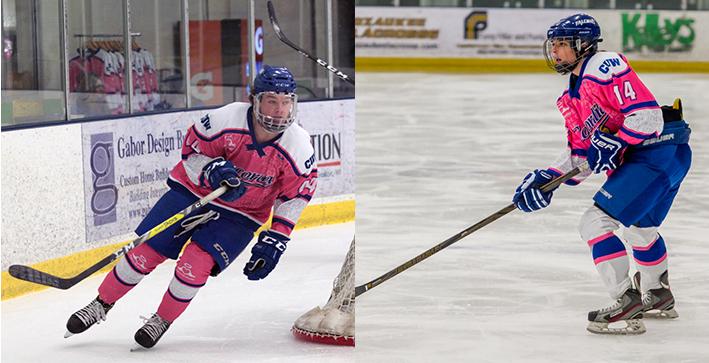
[512,14,691,335]
[65,65,318,348]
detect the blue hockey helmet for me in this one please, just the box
[252,64,297,95]
[252,65,298,133]
[543,13,602,74]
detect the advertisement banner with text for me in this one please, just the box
[81,99,354,243]
[356,7,709,62]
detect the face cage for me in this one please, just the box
[253,91,298,134]
[543,36,592,75]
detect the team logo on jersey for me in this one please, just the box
[464,11,488,39]
[598,58,621,74]
[224,134,237,151]
[581,104,610,140]
[234,167,275,188]
[304,153,316,169]
[200,114,212,130]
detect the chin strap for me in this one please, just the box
[553,39,600,75]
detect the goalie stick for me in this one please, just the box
[355,163,589,297]
[8,185,229,290]
[266,1,354,86]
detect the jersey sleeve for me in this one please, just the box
[270,167,318,237]
[266,133,318,238]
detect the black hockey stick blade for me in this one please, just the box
[9,264,73,290]
[266,1,354,86]
[8,186,228,290]
[355,163,588,297]
[9,252,118,290]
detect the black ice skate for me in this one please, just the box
[65,296,114,338]
[587,288,645,335]
[134,313,171,349]
[633,271,679,319]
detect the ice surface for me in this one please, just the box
[355,72,709,362]
[2,222,354,363]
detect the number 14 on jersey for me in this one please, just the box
[613,81,637,105]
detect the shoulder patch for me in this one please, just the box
[200,114,212,130]
[193,102,250,137]
[583,51,629,81]
[275,124,316,176]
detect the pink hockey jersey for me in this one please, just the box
[550,51,664,184]
[169,102,318,237]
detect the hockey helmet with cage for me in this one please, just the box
[251,65,298,133]
[543,13,602,75]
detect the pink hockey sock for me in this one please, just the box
[98,243,167,304]
[157,242,214,322]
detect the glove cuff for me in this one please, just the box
[537,168,560,181]
[258,230,290,253]
[544,168,562,178]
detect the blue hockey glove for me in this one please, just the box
[200,157,246,202]
[512,169,559,213]
[243,230,290,281]
[587,130,628,174]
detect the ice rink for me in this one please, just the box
[356,72,709,362]
[2,222,354,363]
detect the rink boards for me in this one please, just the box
[1,99,355,300]
[355,7,709,73]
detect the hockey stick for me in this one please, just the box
[355,163,589,297]
[8,185,229,290]
[266,1,355,86]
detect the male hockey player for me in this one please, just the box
[65,65,318,348]
[512,14,691,335]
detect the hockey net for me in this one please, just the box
[292,237,355,346]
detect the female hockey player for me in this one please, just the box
[65,65,318,348]
[512,14,691,335]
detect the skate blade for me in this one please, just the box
[643,308,679,319]
[64,331,74,338]
[587,319,646,335]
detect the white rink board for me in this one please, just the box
[1,222,354,363]
[355,72,709,362]
[356,7,709,61]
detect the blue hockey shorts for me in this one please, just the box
[593,142,692,228]
[136,183,260,275]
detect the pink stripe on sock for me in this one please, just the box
[593,250,627,265]
[634,252,667,266]
[632,236,659,252]
[587,232,616,247]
